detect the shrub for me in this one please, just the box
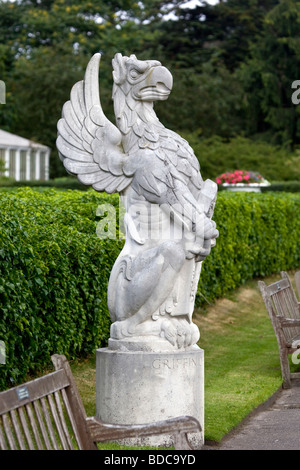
[0,188,124,390]
[180,133,300,183]
[0,188,300,389]
[0,176,87,191]
[262,181,300,193]
[197,191,300,304]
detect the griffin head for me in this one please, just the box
[112,53,173,102]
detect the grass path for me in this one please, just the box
[70,270,300,446]
[195,275,282,441]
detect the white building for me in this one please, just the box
[0,129,50,181]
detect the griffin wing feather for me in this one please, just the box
[56,53,133,193]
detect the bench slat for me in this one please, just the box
[61,387,83,450]
[54,391,74,450]
[26,403,43,450]
[40,396,59,450]
[33,399,52,450]
[47,392,68,450]
[51,354,96,450]
[2,413,17,450]
[0,417,8,450]
[0,369,69,415]
[18,407,35,450]
[10,409,26,450]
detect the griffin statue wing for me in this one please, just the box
[56,53,133,193]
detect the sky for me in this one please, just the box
[184,0,220,6]
[164,0,219,21]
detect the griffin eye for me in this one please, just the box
[130,69,139,79]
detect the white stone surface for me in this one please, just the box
[57,52,218,352]
[222,182,270,193]
[225,186,261,192]
[0,129,50,181]
[96,346,204,448]
[0,129,49,150]
[57,52,213,447]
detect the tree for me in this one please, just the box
[147,0,281,139]
[1,0,297,178]
[156,0,280,72]
[239,0,300,146]
[156,60,245,137]
[0,0,185,177]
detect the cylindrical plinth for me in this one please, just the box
[96,345,204,448]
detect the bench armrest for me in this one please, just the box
[277,317,300,327]
[86,415,201,450]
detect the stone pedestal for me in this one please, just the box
[222,183,268,192]
[96,345,204,448]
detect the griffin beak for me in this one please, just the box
[138,65,173,102]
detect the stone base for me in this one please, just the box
[108,336,197,352]
[96,345,204,448]
[226,186,261,192]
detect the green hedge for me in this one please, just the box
[0,188,300,390]
[197,191,300,304]
[0,176,87,191]
[0,188,123,390]
[261,181,300,193]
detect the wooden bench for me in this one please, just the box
[295,271,300,300]
[258,271,300,389]
[0,354,201,450]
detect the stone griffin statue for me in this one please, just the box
[57,53,218,352]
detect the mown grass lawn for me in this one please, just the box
[70,270,300,447]
[194,275,282,442]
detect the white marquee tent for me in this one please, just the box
[0,129,50,181]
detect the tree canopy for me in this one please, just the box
[0,0,299,178]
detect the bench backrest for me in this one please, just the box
[0,355,96,450]
[258,271,300,347]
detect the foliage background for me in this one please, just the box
[0,188,300,390]
[0,189,123,389]
[0,0,300,181]
[1,0,300,392]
